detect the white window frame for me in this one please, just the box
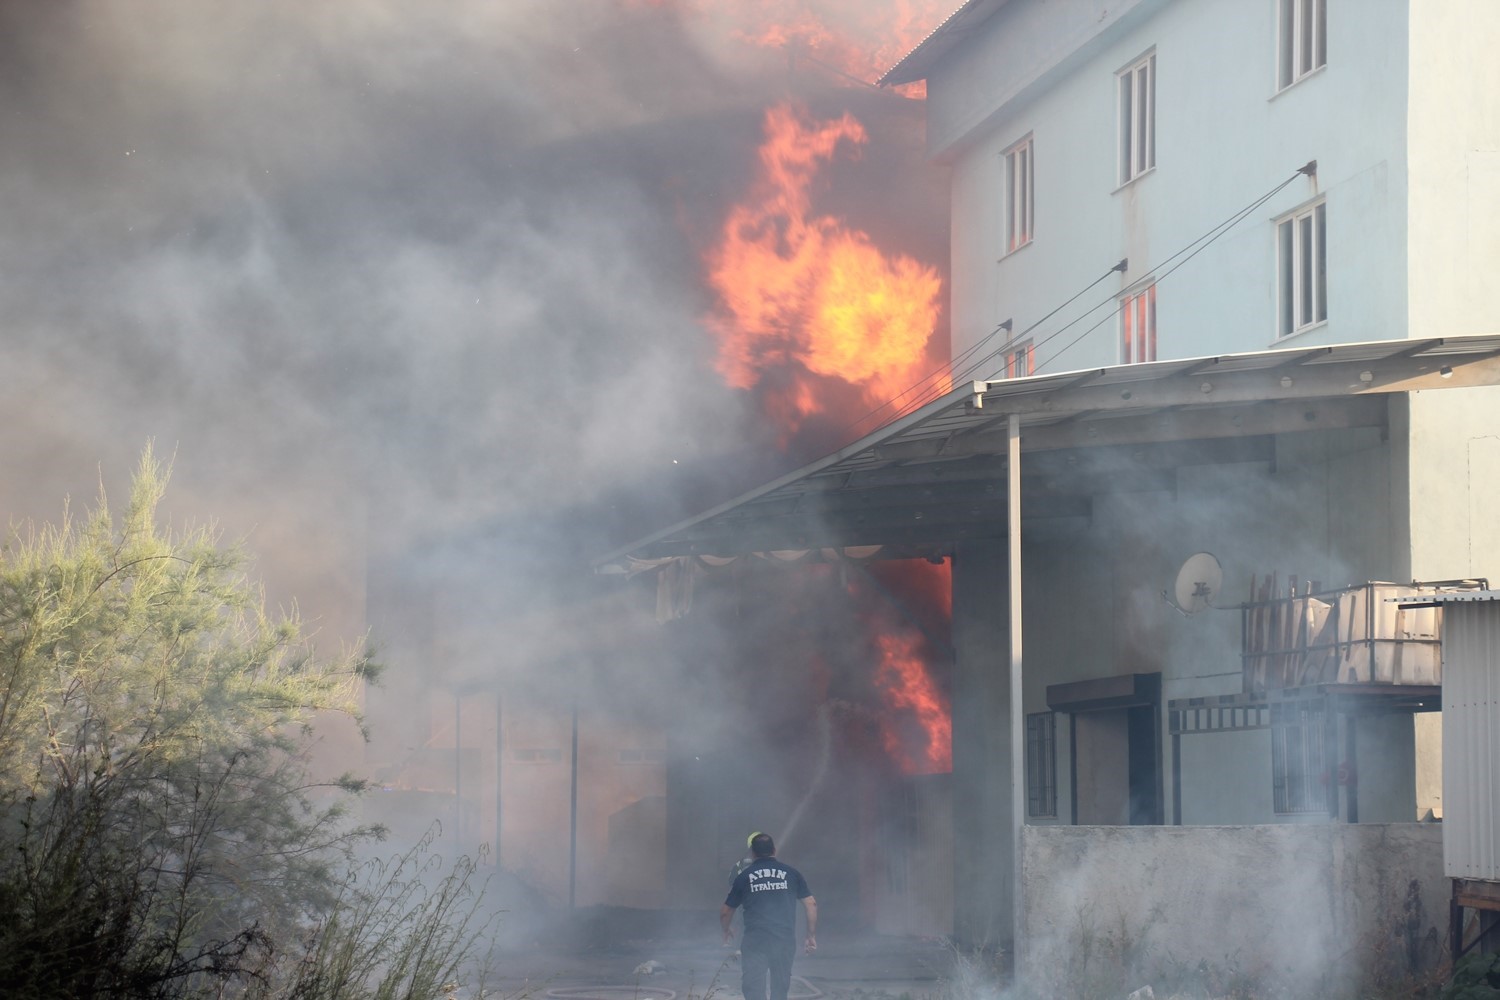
[1276,199,1327,338]
[1003,135,1034,254]
[1278,0,1326,91]
[1117,52,1156,186]
[1271,702,1330,815]
[1001,340,1035,379]
[1119,281,1157,364]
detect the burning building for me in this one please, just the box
[0,0,964,960]
[602,0,1500,991]
[356,0,961,944]
[15,0,1499,986]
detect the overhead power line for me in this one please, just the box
[1027,163,1312,374]
[838,161,1316,440]
[837,258,1128,442]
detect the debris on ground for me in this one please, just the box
[634,959,665,975]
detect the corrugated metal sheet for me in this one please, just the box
[1441,600,1500,880]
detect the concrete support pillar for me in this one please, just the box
[951,539,1015,951]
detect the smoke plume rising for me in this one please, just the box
[0,0,953,946]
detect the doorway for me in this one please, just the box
[1048,673,1163,825]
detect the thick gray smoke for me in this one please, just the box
[0,0,950,941]
[0,0,776,545]
[0,0,762,776]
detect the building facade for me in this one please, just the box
[911,0,1500,371]
[878,0,1500,956]
[603,0,1500,977]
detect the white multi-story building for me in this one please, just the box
[870,0,1500,972]
[892,0,1500,371]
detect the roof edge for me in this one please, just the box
[592,381,978,570]
[877,0,1004,87]
[597,335,1500,569]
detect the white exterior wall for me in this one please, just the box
[1406,1,1500,344]
[1402,2,1500,584]
[1401,386,1500,582]
[930,0,1412,374]
[1415,711,1443,818]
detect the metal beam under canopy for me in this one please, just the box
[595,336,1500,569]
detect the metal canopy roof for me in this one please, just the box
[596,336,1500,569]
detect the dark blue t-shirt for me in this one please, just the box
[724,856,811,941]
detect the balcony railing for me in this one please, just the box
[1241,579,1484,695]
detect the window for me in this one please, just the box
[1002,340,1035,378]
[1278,0,1326,90]
[1004,136,1034,252]
[617,747,665,765]
[1120,283,1157,363]
[1277,200,1326,337]
[1117,52,1156,185]
[1271,702,1328,815]
[512,747,562,763]
[1026,712,1057,818]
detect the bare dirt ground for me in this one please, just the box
[480,926,955,1000]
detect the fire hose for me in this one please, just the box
[773,703,834,856]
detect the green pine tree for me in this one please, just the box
[0,446,382,997]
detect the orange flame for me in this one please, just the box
[706,102,944,441]
[693,3,954,776]
[893,556,953,621]
[867,558,952,774]
[873,628,952,774]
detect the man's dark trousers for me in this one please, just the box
[741,933,795,1000]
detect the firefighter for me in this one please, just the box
[728,830,760,884]
[720,832,817,1000]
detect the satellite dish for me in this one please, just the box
[1170,552,1223,615]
